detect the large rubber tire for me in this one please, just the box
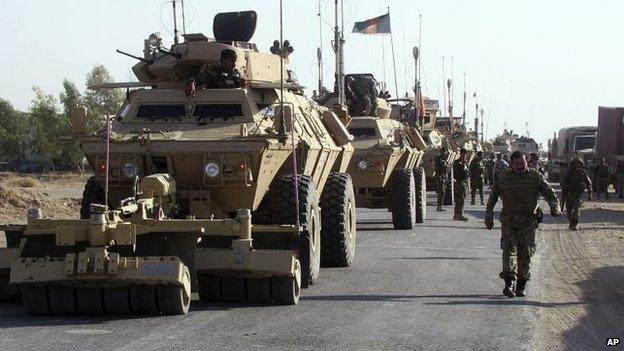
[23,286,51,315]
[444,168,454,206]
[391,168,416,230]
[320,172,356,268]
[157,266,191,315]
[80,176,105,219]
[266,175,320,289]
[414,167,427,224]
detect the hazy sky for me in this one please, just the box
[1,0,623,146]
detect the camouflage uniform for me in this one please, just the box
[562,159,592,230]
[434,154,450,211]
[485,169,559,283]
[469,157,486,205]
[190,66,245,89]
[485,157,495,187]
[453,158,470,218]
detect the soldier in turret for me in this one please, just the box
[562,157,592,231]
[185,49,246,95]
[434,146,450,212]
[453,148,470,221]
[470,151,486,205]
[485,151,560,298]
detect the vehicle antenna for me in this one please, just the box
[317,0,323,95]
[104,112,111,212]
[181,0,186,35]
[172,0,179,44]
[462,73,466,127]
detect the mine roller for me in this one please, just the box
[0,11,357,315]
[319,74,426,229]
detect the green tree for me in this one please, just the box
[0,98,29,165]
[59,79,86,172]
[29,86,65,171]
[83,65,124,133]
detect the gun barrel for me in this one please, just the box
[116,49,153,64]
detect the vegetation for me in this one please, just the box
[0,65,123,172]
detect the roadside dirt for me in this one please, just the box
[0,172,87,225]
[536,195,624,350]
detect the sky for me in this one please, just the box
[1,0,623,147]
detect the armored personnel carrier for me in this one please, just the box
[321,74,425,229]
[0,11,357,315]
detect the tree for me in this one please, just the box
[83,65,124,133]
[29,86,65,171]
[59,79,86,172]
[0,98,29,166]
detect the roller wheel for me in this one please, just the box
[266,175,320,289]
[23,286,51,315]
[157,266,190,315]
[80,176,105,219]
[320,172,357,268]
[130,286,158,314]
[414,167,427,223]
[246,278,272,303]
[221,278,246,302]
[104,287,132,315]
[0,275,20,303]
[272,266,301,305]
[49,286,77,315]
[391,168,416,229]
[198,274,222,302]
[76,288,105,314]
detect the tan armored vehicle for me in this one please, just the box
[321,74,425,229]
[0,11,357,314]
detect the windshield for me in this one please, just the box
[574,136,595,150]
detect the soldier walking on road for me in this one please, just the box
[453,148,470,221]
[485,151,560,298]
[434,146,451,212]
[493,153,509,185]
[562,157,592,231]
[593,157,610,199]
[485,153,496,188]
[470,151,486,205]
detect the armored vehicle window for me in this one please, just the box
[348,127,378,139]
[193,104,243,121]
[136,104,186,120]
[257,104,275,118]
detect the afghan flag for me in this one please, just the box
[352,14,391,35]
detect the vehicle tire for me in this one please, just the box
[157,266,190,314]
[391,168,416,230]
[80,176,105,219]
[319,172,356,268]
[267,175,320,288]
[414,167,427,223]
[444,168,454,206]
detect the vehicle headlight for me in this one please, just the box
[358,159,369,170]
[122,163,138,178]
[204,162,221,178]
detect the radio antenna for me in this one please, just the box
[172,0,179,44]
[181,0,187,34]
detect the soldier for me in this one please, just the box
[470,151,486,205]
[593,157,610,199]
[453,148,470,221]
[185,49,245,95]
[485,151,560,298]
[528,153,545,175]
[486,153,496,188]
[434,146,451,212]
[562,157,592,231]
[493,153,509,185]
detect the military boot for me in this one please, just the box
[453,214,469,221]
[515,279,527,297]
[470,196,476,205]
[503,278,515,298]
[569,220,578,231]
[480,196,485,205]
[436,206,446,212]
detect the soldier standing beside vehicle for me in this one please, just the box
[470,151,486,205]
[453,148,470,221]
[593,157,610,199]
[434,146,451,212]
[186,49,246,95]
[562,157,592,231]
[485,151,560,298]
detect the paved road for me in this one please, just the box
[0,193,546,351]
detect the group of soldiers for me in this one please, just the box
[432,146,604,298]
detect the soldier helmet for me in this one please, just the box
[571,157,584,167]
[220,49,238,60]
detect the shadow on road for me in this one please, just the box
[385,256,497,261]
[302,293,511,302]
[561,265,624,351]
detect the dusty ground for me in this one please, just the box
[0,172,87,225]
[536,194,624,350]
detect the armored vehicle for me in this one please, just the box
[324,74,425,229]
[547,126,597,183]
[0,11,357,315]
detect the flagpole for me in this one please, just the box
[387,7,399,100]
